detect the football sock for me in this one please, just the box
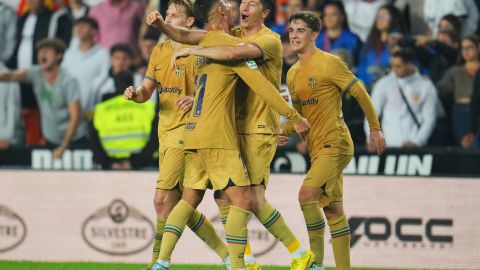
[187,209,229,260]
[218,203,230,227]
[329,214,351,270]
[301,201,326,266]
[255,202,302,257]
[225,205,249,269]
[147,218,166,269]
[158,200,194,261]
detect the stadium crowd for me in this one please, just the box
[1,0,480,169]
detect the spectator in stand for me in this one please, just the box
[357,4,406,89]
[89,0,144,51]
[135,33,158,77]
[343,0,388,43]
[437,35,480,146]
[0,39,86,158]
[62,17,110,115]
[305,0,328,17]
[0,3,16,64]
[270,0,304,35]
[7,0,74,145]
[316,1,362,65]
[0,63,23,149]
[92,43,142,105]
[365,49,441,148]
[89,71,158,170]
[424,0,479,37]
[465,69,480,148]
[50,0,91,48]
[410,14,461,83]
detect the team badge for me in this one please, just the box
[245,59,258,69]
[175,66,185,77]
[308,76,318,89]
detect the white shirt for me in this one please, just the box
[343,0,388,42]
[365,70,441,147]
[424,0,467,37]
[62,43,110,113]
[17,14,37,70]
[462,0,479,36]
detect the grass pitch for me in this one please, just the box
[0,260,411,270]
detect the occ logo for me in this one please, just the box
[0,204,27,253]
[349,216,453,248]
[82,199,155,255]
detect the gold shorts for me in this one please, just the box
[183,149,250,191]
[239,133,277,186]
[156,146,185,190]
[303,154,353,207]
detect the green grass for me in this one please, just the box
[0,261,409,270]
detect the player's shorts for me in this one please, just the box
[239,133,277,187]
[183,148,250,191]
[303,154,353,207]
[156,146,185,190]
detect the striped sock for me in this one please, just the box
[301,201,325,266]
[158,200,194,261]
[218,204,230,227]
[256,202,301,255]
[329,214,351,270]
[187,209,229,260]
[225,205,249,269]
[147,219,166,269]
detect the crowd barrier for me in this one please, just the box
[1,146,480,176]
[0,171,478,269]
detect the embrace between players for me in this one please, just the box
[123,0,386,270]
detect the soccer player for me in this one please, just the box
[156,0,313,269]
[146,1,311,270]
[281,11,386,270]
[123,1,230,269]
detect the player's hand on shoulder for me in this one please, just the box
[368,130,386,155]
[171,48,193,69]
[146,11,163,28]
[177,96,194,111]
[294,117,311,141]
[124,86,137,100]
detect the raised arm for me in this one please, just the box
[146,11,206,45]
[0,70,28,82]
[173,43,262,65]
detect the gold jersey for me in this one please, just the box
[286,49,364,158]
[184,30,301,150]
[145,39,195,148]
[232,26,283,134]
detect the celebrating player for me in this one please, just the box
[151,0,313,269]
[146,1,311,270]
[281,11,386,270]
[123,1,230,269]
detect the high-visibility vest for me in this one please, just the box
[93,95,156,159]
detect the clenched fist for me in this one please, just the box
[124,86,137,100]
[146,11,164,29]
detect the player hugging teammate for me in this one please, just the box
[124,1,385,270]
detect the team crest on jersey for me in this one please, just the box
[308,76,318,89]
[175,66,185,77]
[245,59,258,69]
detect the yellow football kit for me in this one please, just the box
[232,26,283,186]
[286,49,381,206]
[183,30,301,191]
[145,39,195,190]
